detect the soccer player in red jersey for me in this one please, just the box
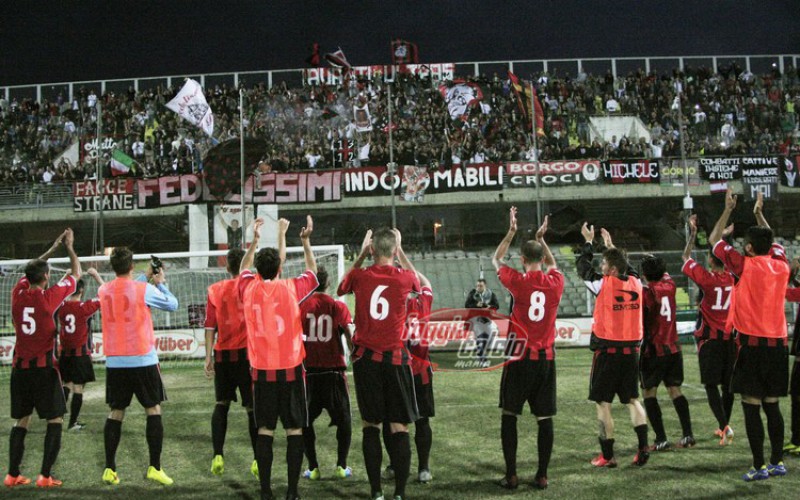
[204,248,259,478]
[785,263,800,454]
[710,189,791,481]
[239,217,318,500]
[6,229,80,489]
[299,266,355,481]
[493,208,564,490]
[682,214,736,445]
[638,250,695,451]
[337,227,420,500]
[58,267,104,432]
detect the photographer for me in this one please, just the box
[465,279,500,310]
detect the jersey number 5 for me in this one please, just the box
[21,307,36,335]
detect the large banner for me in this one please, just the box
[73,178,135,212]
[741,157,780,200]
[343,164,503,197]
[506,160,602,187]
[304,63,455,86]
[134,172,342,208]
[601,159,660,184]
[659,159,702,186]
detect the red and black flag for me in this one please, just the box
[391,39,419,64]
[306,43,320,67]
[324,47,351,71]
[508,71,544,137]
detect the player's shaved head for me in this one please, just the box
[24,259,49,285]
[226,248,245,276]
[520,240,544,264]
[254,248,281,280]
[110,247,134,275]
[602,248,628,276]
[315,266,329,292]
[372,227,397,259]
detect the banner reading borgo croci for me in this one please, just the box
[506,160,602,187]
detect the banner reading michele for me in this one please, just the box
[73,178,135,212]
[506,160,602,187]
[601,159,660,184]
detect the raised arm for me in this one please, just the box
[86,267,105,286]
[299,215,317,274]
[217,210,230,230]
[417,271,432,289]
[393,228,417,274]
[600,228,614,249]
[240,218,264,273]
[39,230,66,261]
[351,229,372,270]
[278,218,289,263]
[709,188,736,245]
[63,228,81,280]
[492,206,517,270]
[682,214,697,262]
[536,215,557,271]
[753,191,770,229]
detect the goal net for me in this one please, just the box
[0,246,344,365]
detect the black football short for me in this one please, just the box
[731,340,789,398]
[697,338,736,386]
[499,358,556,417]
[307,369,351,427]
[10,367,67,420]
[253,365,308,430]
[59,354,96,385]
[414,371,435,419]
[790,358,800,397]
[352,356,419,425]
[215,358,253,407]
[106,365,167,410]
[640,352,685,389]
[589,350,640,404]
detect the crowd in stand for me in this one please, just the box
[2,60,800,186]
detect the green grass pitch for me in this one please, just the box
[2,348,799,498]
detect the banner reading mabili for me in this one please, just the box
[166,79,214,137]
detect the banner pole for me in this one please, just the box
[239,87,246,248]
[97,100,105,251]
[677,89,691,244]
[531,82,542,227]
[388,81,397,228]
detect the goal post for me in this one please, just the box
[0,245,345,365]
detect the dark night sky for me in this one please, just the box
[2,1,799,86]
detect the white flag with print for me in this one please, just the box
[166,79,214,137]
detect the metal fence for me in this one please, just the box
[2,54,798,104]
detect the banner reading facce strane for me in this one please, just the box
[73,178,135,212]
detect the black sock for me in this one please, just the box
[362,427,383,496]
[63,387,70,404]
[336,421,352,468]
[389,432,410,498]
[722,390,735,426]
[104,419,122,470]
[381,422,392,468]
[634,424,649,450]
[255,434,274,498]
[247,411,258,459]
[501,414,518,477]
[303,425,318,470]
[672,395,693,437]
[40,423,62,477]
[414,418,432,472]
[286,435,304,497]
[705,385,728,429]
[68,394,83,428]
[792,397,800,445]
[8,427,27,477]
[211,404,229,457]
[146,415,164,470]
[763,401,784,464]
[536,418,554,478]
[599,437,615,460]
[742,402,765,468]
[644,397,666,442]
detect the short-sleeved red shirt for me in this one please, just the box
[58,298,101,351]
[301,293,353,369]
[642,274,678,346]
[497,266,564,351]
[12,275,76,366]
[682,259,735,336]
